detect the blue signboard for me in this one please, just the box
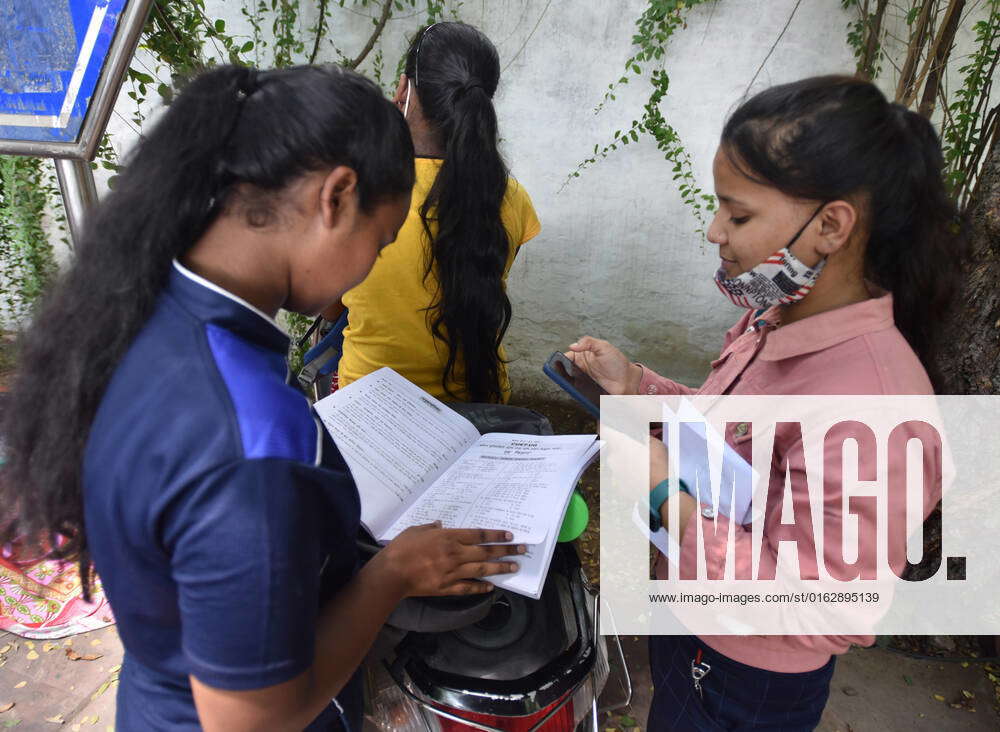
[0,0,128,145]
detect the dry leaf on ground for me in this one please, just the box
[65,649,102,662]
[0,704,13,714]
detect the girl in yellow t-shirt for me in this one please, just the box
[335,22,540,403]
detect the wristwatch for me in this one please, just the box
[649,478,690,532]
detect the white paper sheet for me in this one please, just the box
[492,439,601,599]
[314,368,480,536]
[380,433,597,545]
[315,367,600,599]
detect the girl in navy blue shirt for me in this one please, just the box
[1,65,522,731]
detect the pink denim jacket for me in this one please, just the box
[640,293,939,672]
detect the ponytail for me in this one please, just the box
[721,76,969,389]
[865,105,966,387]
[1,64,413,596]
[405,23,511,402]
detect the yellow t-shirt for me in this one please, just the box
[338,157,540,401]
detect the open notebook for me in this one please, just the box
[314,367,599,599]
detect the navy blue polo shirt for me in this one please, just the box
[83,261,361,730]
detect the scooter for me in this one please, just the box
[296,319,632,731]
[360,403,632,732]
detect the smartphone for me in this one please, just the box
[543,351,608,419]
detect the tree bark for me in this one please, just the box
[937,130,1000,394]
[859,0,891,80]
[347,0,393,70]
[895,0,935,104]
[917,0,965,117]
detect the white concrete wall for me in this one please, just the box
[77,0,994,395]
[483,0,859,393]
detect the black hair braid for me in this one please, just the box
[405,22,511,402]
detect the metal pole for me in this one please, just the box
[54,158,99,247]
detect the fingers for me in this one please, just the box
[411,521,443,531]
[448,528,515,545]
[456,542,527,564]
[455,560,520,580]
[441,580,496,595]
[568,336,602,353]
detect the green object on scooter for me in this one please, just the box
[557,491,589,542]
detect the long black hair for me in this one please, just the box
[404,22,512,402]
[721,75,968,389]
[0,64,413,596]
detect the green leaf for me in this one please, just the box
[215,19,226,32]
[241,40,254,53]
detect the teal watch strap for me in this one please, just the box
[649,478,689,532]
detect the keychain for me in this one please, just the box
[691,648,712,700]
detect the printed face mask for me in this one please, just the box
[713,205,826,310]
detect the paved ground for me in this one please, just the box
[2,624,998,730]
[0,625,122,730]
[598,637,999,731]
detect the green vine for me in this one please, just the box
[271,0,305,68]
[941,2,1000,208]
[566,0,717,233]
[840,0,999,213]
[0,157,57,322]
[841,0,888,80]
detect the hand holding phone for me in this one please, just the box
[542,352,609,418]
[565,337,637,395]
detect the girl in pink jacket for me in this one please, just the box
[569,76,967,730]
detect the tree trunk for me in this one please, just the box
[917,0,965,118]
[905,134,998,586]
[937,130,1000,394]
[895,0,935,104]
[859,0,891,80]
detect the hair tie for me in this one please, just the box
[454,81,487,101]
[237,68,259,100]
